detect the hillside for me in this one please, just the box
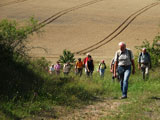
[0,0,160,64]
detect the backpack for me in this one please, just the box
[100,63,106,69]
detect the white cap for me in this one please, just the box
[142,48,146,50]
[118,42,126,47]
[86,53,90,56]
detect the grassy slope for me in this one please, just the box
[0,66,160,120]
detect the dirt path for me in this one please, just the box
[59,99,122,120]
[0,0,160,64]
[25,98,125,120]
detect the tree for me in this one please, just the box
[59,49,75,64]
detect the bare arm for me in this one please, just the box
[86,62,89,72]
[131,60,135,74]
[110,64,114,73]
[114,61,118,77]
[138,54,141,70]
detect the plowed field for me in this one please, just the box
[0,0,160,64]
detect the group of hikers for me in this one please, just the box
[49,54,106,77]
[49,42,152,99]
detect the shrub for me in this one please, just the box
[0,18,43,98]
[0,18,38,58]
[59,49,75,64]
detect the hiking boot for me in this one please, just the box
[120,96,127,99]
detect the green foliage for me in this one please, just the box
[31,57,51,73]
[135,35,160,67]
[0,18,43,98]
[59,49,75,64]
[0,18,38,58]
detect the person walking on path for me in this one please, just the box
[54,61,61,75]
[114,42,135,99]
[63,62,71,75]
[75,58,83,76]
[138,48,152,80]
[98,60,106,77]
[86,55,94,76]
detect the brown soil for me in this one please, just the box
[58,100,121,120]
[0,0,160,64]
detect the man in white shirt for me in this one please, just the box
[114,42,135,99]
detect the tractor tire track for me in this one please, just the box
[30,0,105,57]
[34,0,104,31]
[74,2,160,55]
[0,0,28,7]
[74,2,158,54]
